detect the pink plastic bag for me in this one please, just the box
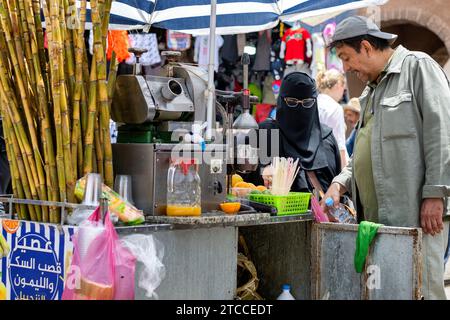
[311,195,329,223]
[62,207,136,300]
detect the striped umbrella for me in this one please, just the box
[86,0,388,34]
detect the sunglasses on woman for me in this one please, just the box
[283,97,316,108]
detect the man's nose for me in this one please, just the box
[343,63,351,73]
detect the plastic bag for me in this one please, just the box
[311,195,329,223]
[121,234,166,299]
[62,207,136,300]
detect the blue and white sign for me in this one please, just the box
[0,219,76,300]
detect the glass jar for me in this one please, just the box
[166,160,201,216]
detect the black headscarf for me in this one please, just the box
[276,72,329,171]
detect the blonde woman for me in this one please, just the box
[316,69,348,169]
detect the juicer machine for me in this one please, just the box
[111,50,230,215]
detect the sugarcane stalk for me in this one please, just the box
[17,0,37,100]
[0,4,47,211]
[83,60,97,175]
[24,0,57,222]
[7,140,29,220]
[50,0,76,204]
[32,0,49,101]
[101,0,113,51]
[0,91,28,220]
[0,55,43,221]
[0,88,38,221]
[44,0,66,207]
[61,0,75,100]
[91,0,113,187]
[94,112,104,177]
[72,0,87,180]
[107,50,118,109]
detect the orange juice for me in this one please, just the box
[166,205,202,216]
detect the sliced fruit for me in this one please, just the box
[256,185,267,192]
[231,174,244,188]
[220,202,241,214]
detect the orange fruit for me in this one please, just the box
[234,181,249,188]
[256,185,267,192]
[247,183,257,190]
[220,202,241,214]
[231,174,244,187]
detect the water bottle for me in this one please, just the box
[325,197,357,224]
[277,284,296,300]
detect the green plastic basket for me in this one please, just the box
[248,192,311,215]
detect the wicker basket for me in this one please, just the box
[235,235,263,300]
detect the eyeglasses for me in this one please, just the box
[283,97,316,108]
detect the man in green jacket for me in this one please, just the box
[322,16,450,300]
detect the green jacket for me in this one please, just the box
[333,45,450,227]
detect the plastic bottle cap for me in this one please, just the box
[282,284,290,290]
[325,197,334,207]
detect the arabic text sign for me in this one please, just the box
[0,219,76,300]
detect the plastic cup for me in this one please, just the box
[83,173,102,206]
[114,175,134,205]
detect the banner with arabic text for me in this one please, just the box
[0,219,76,300]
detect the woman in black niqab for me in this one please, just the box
[252,72,341,192]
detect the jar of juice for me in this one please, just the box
[166,159,201,216]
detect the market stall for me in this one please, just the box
[0,0,424,301]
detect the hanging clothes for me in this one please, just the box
[126,33,161,66]
[281,27,311,63]
[194,35,224,72]
[311,33,326,80]
[107,31,131,62]
[166,30,191,51]
[253,30,272,72]
[221,35,239,63]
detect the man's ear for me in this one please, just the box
[360,40,372,56]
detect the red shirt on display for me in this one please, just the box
[281,28,311,62]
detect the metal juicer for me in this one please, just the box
[111,50,228,215]
[111,50,260,215]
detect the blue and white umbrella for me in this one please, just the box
[97,0,387,34]
[77,0,388,138]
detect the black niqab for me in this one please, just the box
[276,72,329,170]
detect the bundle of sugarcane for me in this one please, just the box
[0,0,118,223]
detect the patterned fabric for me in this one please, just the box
[126,33,161,66]
[166,30,191,51]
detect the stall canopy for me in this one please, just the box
[83,0,388,33]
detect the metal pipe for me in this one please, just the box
[100,197,109,224]
[205,0,217,141]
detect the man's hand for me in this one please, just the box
[420,198,444,236]
[320,182,346,222]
